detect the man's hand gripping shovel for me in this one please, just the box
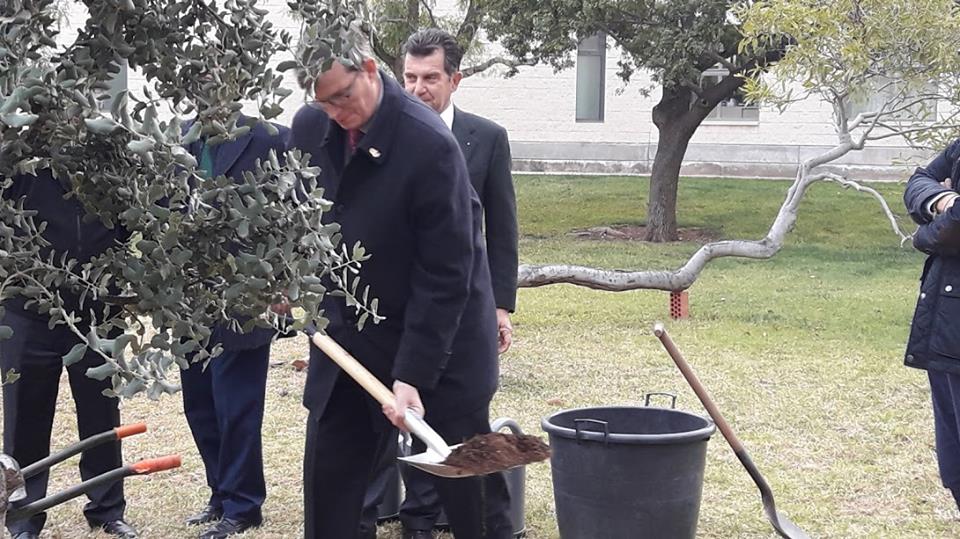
[310,332,475,478]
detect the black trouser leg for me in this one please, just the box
[399,451,444,532]
[181,357,224,510]
[68,345,125,527]
[1,315,61,535]
[211,345,269,521]
[929,370,960,508]
[359,437,399,534]
[182,344,270,521]
[414,406,513,539]
[303,375,395,539]
[1,314,124,533]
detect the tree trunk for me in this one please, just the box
[646,85,698,242]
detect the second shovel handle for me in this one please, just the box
[653,323,745,453]
[310,332,396,407]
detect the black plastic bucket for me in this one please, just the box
[541,400,715,539]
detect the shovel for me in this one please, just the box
[309,332,475,478]
[653,323,810,539]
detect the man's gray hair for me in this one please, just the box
[294,21,375,91]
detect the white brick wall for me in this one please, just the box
[54,2,933,176]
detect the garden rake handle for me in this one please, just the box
[22,422,148,479]
[131,455,182,474]
[653,323,746,453]
[309,332,452,458]
[5,455,181,524]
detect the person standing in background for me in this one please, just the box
[359,28,519,539]
[180,117,288,539]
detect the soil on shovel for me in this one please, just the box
[442,433,551,475]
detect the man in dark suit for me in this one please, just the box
[1,169,137,539]
[287,37,513,539]
[180,119,288,539]
[359,28,519,539]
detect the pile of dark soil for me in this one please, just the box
[442,433,550,475]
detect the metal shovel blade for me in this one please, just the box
[769,509,809,539]
[397,443,473,478]
[396,410,484,478]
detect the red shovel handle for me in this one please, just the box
[131,455,182,474]
[114,422,147,439]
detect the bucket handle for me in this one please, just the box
[644,392,677,409]
[491,417,524,435]
[573,418,610,445]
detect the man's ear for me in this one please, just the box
[451,71,463,92]
[362,57,378,75]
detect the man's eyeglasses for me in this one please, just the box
[310,71,360,109]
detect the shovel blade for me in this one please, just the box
[769,509,810,539]
[398,444,479,478]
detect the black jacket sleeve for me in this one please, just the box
[904,139,960,225]
[482,126,518,312]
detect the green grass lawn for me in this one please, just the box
[8,175,952,538]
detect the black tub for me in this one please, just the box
[542,404,715,538]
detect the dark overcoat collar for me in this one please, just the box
[320,71,406,168]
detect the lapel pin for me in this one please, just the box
[369,148,381,158]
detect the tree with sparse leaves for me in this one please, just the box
[366,0,535,81]
[482,0,787,242]
[0,0,381,397]
[516,0,960,292]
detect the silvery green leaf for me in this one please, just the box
[63,343,88,366]
[127,139,155,154]
[110,90,128,119]
[84,117,121,134]
[86,362,119,381]
[172,146,198,168]
[1,112,38,127]
[3,370,20,385]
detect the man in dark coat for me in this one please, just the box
[358,28,519,539]
[287,43,513,539]
[904,139,960,513]
[1,169,137,539]
[180,119,288,539]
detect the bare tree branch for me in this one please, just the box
[813,172,912,245]
[706,50,740,74]
[456,0,482,45]
[371,32,398,79]
[419,0,438,28]
[516,132,909,291]
[461,56,536,78]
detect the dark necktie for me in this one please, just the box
[347,129,361,154]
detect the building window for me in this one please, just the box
[699,67,759,122]
[576,33,605,122]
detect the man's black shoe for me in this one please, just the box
[12,532,40,539]
[401,528,435,539]
[186,504,224,526]
[199,516,262,539]
[98,519,139,538]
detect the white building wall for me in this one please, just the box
[55,2,933,179]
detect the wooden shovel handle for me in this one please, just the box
[310,332,395,407]
[653,323,745,453]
